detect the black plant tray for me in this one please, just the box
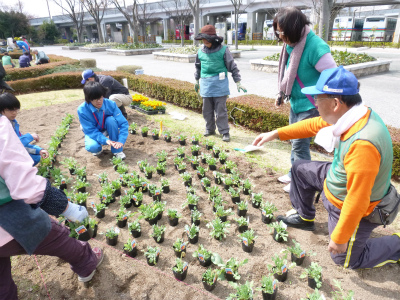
[134,106,166,115]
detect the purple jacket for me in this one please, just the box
[19,54,31,68]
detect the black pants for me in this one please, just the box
[37,58,49,65]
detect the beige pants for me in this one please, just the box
[109,94,131,107]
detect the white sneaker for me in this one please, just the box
[283,183,291,193]
[93,150,103,156]
[278,174,291,184]
[114,152,126,160]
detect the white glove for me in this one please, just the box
[62,203,88,222]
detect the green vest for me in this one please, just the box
[326,109,393,202]
[0,177,12,205]
[287,31,331,114]
[198,46,228,78]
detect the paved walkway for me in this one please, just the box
[37,44,400,128]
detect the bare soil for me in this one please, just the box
[12,100,400,300]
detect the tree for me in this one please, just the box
[137,0,156,43]
[0,10,30,39]
[52,0,86,43]
[160,0,191,47]
[38,20,60,44]
[81,0,108,43]
[229,0,255,50]
[187,0,200,46]
[111,0,140,43]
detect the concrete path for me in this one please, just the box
[36,44,400,128]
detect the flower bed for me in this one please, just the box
[9,72,400,178]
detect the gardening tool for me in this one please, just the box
[233,145,264,153]
[229,107,245,127]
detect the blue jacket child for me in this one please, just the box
[78,93,128,158]
[11,119,43,166]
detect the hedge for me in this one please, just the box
[5,55,80,81]
[0,51,23,60]
[8,71,126,94]
[9,71,400,179]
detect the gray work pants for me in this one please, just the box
[290,159,400,269]
[202,96,229,134]
[109,94,132,107]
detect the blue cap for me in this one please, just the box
[301,66,359,96]
[81,69,95,84]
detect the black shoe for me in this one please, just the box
[119,105,128,119]
[204,130,215,137]
[222,133,230,142]
[276,213,315,231]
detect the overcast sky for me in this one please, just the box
[4,0,64,18]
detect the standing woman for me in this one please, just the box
[194,25,247,142]
[274,7,336,192]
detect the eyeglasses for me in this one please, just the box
[91,98,103,102]
[5,108,20,113]
[275,30,285,36]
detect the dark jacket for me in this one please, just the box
[19,54,31,68]
[94,74,129,98]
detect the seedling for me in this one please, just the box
[268,221,289,242]
[182,193,199,208]
[201,177,211,187]
[207,218,230,240]
[128,219,141,232]
[192,133,201,142]
[177,134,187,142]
[331,280,354,300]
[177,162,187,172]
[94,202,106,213]
[110,156,123,166]
[212,254,248,281]
[75,192,88,205]
[191,144,200,152]
[213,171,224,184]
[97,171,108,184]
[184,223,199,239]
[138,204,159,221]
[151,128,159,136]
[172,258,187,274]
[242,178,252,191]
[205,139,215,148]
[300,262,323,289]
[141,126,149,134]
[219,151,228,161]
[180,172,192,182]
[191,208,202,221]
[75,178,90,190]
[300,289,325,300]
[237,201,248,211]
[214,206,233,218]
[167,208,181,219]
[287,239,315,259]
[132,191,143,206]
[228,187,241,198]
[239,229,257,245]
[144,165,156,177]
[164,131,171,139]
[115,207,132,221]
[261,201,278,218]
[120,194,132,207]
[116,163,129,174]
[150,224,166,242]
[207,186,221,200]
[267,253,295,276]
[156,150,168,162]
[256,275,277,295]
[206,157,217,166]
[144,246,160,265]
[235,216,249,227]
[161,178,169,187]
[227,281,254,300]
[192,244,213,261]
[123,238,136,251]
[225,160,237,170]
[173,156,184,166]
[137,159,149,171]
[196,165,208,177]
[74,167,87,179]
[252,192,263,205]
[176,146,185,156]
[129,122,137,132]
[173,238,186,253]
[61,157,78,171]
[105,227,119,239]
[202,268,220,285]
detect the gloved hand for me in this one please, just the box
[236,82,247,93]
[61,203,88,223]
[194,80,200,93]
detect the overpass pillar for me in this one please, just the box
[394,12,400,43]
[110,23,117,42]
[65,27,72,40]
[86,26,93,40]
[257,12,266,33]
[204,15,215,26]
[163,18,170,40]
[247,12,256,40]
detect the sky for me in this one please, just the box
[5,0,65,18]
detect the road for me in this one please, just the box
[36,44,400,128]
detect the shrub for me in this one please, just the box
[227,94,290,132]
[116,65,143,75]
[80,58,97,68]
[4,55,80,81]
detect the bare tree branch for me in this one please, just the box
[81,0,108,43]
[52,0,86,42]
